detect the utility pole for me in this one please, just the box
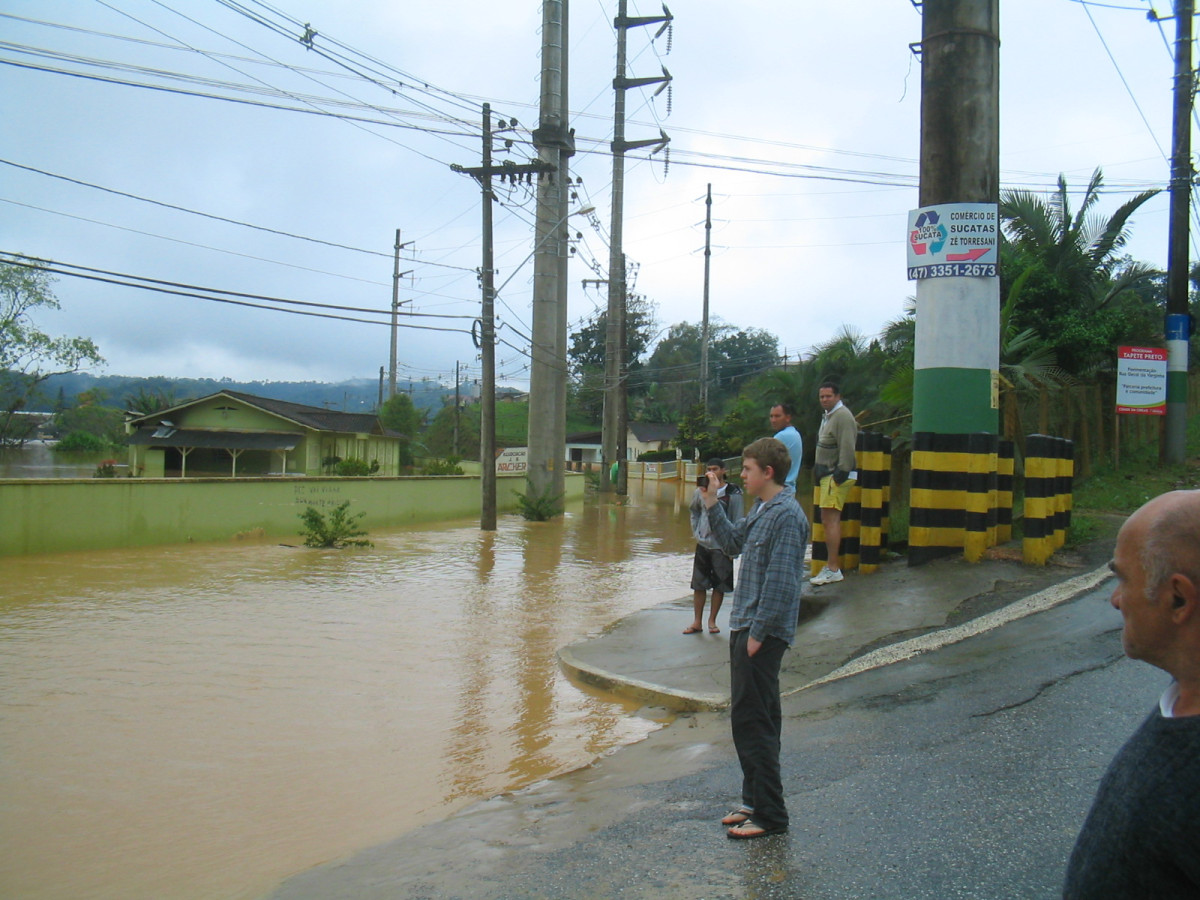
[601,0,671,494]
[700,183,713,411]
[911,0,1000,435]
[388,229,413,399]
[528,0,575,507]
[1165,0,1193,463]
[452,104,554,530]
[454,361,461,459]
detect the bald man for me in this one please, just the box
[1063,490,1200,897]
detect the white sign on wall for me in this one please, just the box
[495,446,528,474]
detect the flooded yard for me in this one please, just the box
[0,480,697,899]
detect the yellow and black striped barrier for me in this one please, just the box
[909,432,971,566]
[811,431,890,576]
[997,440,1014,543]
[1023,434,1074,564]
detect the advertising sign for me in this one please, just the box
[495,446,528,474]
[1116,346,1167,415]
[906,202,998,280]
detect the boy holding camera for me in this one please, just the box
[686,457,743,634]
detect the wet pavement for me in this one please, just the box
[558,549,1114,712]
[268,539,1122,900]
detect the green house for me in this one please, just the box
[125,390,404,477]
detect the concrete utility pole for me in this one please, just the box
[451,104,554,530]
[528,0,575,506]
[601,0,671,494]
[911,0,1000,435]
[700,183,713,411]
[388,229,413,399]
[1165,0,1193,464]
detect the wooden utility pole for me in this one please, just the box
[527,0,574,507]
[1165,0,1193,463]
[452,104,554,530]
[601,0,671,494]
[700,183,713,411]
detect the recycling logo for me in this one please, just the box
[909,209,947,256]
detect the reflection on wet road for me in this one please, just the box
[0,480,697,900]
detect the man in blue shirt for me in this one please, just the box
[701,437,809,839]
[769,403,803,494]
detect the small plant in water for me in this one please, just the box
[514,477,564,521]
[93,459,118,478]
[298,501,373,548]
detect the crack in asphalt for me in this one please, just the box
[970,649,1125,718]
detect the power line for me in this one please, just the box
[0,157,476,271]
[0,251,475,332]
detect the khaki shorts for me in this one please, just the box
[818,475,855,511]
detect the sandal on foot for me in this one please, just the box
[683,625,703,635]
[708,625,720,634]
[720,807,753,826]
[727,817,787,840]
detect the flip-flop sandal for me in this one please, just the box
[682,626,703,634]
[708,626,721,634]
[727,817,787,840]
[721,807,753,826]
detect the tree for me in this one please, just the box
[423,400,479,461]
[567,298,656,423]
[634,320,779,422]
[378,392,423,436]
[0,262,103,446]
[1000,169,1161,375]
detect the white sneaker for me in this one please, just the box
[810,566,843,586]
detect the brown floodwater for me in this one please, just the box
[0,479,698,900]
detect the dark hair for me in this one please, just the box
[818,381,841,395]
[743,437,790,486]
[705,457,726,469]
[771,402,794,417]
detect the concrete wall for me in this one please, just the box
[0,474,587,557]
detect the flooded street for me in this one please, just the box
[0,480,698,900]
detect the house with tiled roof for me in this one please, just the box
[125,390,404,477]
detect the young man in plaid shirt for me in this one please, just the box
[700,436,809,839]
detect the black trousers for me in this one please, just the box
[729,629,788,829]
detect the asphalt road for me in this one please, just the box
[269,583,1165,900]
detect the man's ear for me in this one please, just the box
[1168,573,1198,622]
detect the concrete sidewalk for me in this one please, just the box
[558,549,1113,712]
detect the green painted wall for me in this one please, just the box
[0,474,587,557]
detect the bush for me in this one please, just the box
[334,457,373,476]
[298,501,373,548]
[419,457,465,475]
[56,431,110,452]
[93,459,118,478]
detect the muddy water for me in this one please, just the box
[0,480,699,900]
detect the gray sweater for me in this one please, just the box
[1063,706,1200,898]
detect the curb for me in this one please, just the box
[787,563,1114,696]
[556,645,728,712]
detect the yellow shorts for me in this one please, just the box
[818,475,855,511]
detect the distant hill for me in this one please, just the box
[33,372,484,415]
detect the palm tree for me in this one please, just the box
[1000,168,1161,375]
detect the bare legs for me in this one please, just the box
[686,589,724,634]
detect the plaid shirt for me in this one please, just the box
[706,489,809,645]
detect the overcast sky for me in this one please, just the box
[0,0,1188,391]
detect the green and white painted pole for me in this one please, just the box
[910,0,1000,437]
